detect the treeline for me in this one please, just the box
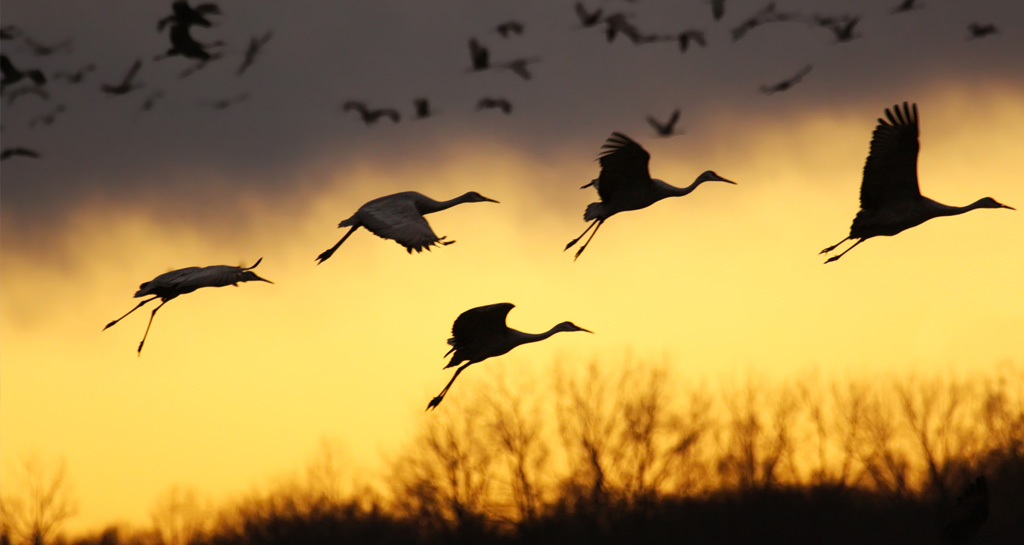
[4,362,1023,545]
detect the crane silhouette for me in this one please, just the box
[1,55,46,90]
[101,59,143,95]
[647,109,682,137]
[820,102,1013,263]
[315,191,499,264]
[565,132,736,259]
[427,303,591,410]
[103,258,272,355]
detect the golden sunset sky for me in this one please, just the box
[2,0,1022,532]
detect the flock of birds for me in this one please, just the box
[100,99,1013,410]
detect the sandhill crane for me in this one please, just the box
[315,191,499,264]
[497,57,540,80]
[103,258,272,355]
[760,64,813,95]
[237,30,273,76]
[732,2,799,41]
[1,147,41,161]
[29,104,67,127]
[476,97,512,114]
[891,0,924,14]
[814,15,860,42]
[5,84,49,105]
[710,0,726,21]
[158,1,220,31]
[342,101,401,125]
[1,55,46,90]
[53,63,96,84]
[675,30,707,52]
[413,98,433,119]
[940,476,988,545]
[565,132,736,259]
[155,23,222,61]
[574,3,604,28]
[495,21,524,38]
[821,103,1013,263]
[23,36,73,56]
[101,59,143,95]
[967,23,997,40]
[647,109,682,137]
[427,303,591,410]
[468,38,490,71]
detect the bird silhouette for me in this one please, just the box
[891,0,924,14]
[315,191,499,264]
[413,98,433,119]
[53,63,96,84]
[647,109,682,137]
[158,1,220,31]
[495,21,524,38]
[574,3,604,28]
[101,59,144,95]
[814,15,860,42]
[1,55,46,90]
[1,147,41,161]
[759,64,813,95]
[29,104,67,127]
[497,57,540,80]
[22,36,73,56]
[5,84,49,105]
[342,101,401,125]
[675,30,707,52]
[103,258,272,355]
[566,132,736,260]
[710,0,726,21]
[237,30,273,76]
[1,25,23,40]
[155,23,222,61]
[967,23,997,40]
[426,303,591,410]
[940,476,988,545]
[476,97,512,114]
[821,103,1013,263]
[468,38,490,71]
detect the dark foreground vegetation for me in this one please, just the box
[4,363,1023,545]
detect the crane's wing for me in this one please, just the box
[860,102,921,211]
[123,59,142,83]
[595,132,653,202]
[451,303,515,345]
[358,195,444,252]
[165,264,267,292]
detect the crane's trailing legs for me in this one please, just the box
[564,219,604,260]
[315,224,360,265]
[103,296,160,331]
[137,299,172,355]
[820,237,865,263]
[426,363,470,411]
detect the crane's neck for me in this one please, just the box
[667,179,702,197]
[510,326,564,347]
[929,198,990,218]
[420,194,473,215]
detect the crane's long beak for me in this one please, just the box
[483,196,500,203]
[578,327,594,334]
[717,176,737,185]
[1001,204,1015,210]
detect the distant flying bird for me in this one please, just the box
[468,38,490,71]
[205,92,249,110]
[5,84,50,105]
[967,23,997,39]
[342,101,401,125]
[647,109,682,137]
[158,1,220,31]
[413,97,433,119]
[497,57,540,80]
[29,104,67,127]
[710,0,726,21]
[890,0,924,14]
[22,36,73,56]
[566,133,736,259]
[675,30,707,52]
[426,303,592,410]
[759,64,813,94]
[495,21,525,37]
[155,23,222,61]
[102,258,272,355]
[820,103,1013,263]
[315,191,499,264]
[101,59,143,95]
[1,147,41,161]
[140,90,165,112]
[1,25,23,40]
[814,15,861,42]
[1,55,46,90]
[574,2,604,28]
[53,63,96,84]
[237,30,273,76]
[476,97,512,114]
[940,476,988,545]
[732,2,800,41]
[603,14,644,43]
